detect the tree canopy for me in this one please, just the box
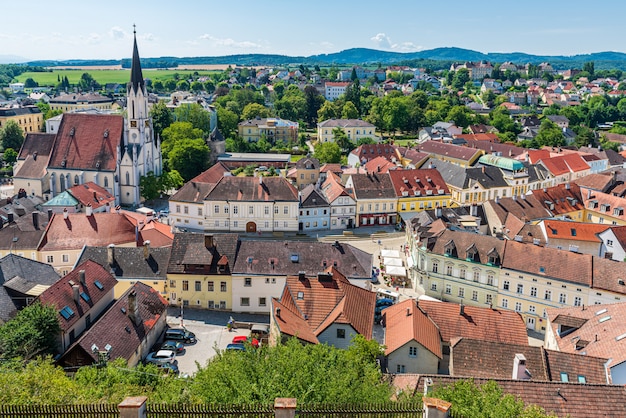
[0,302,60,360]
[0,120,24,151]
[314,141,342,164]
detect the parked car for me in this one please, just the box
[376,298,395,308]
[157,362,180,375]
[161,340,185,354]
[145,350,176,365]
[232,336,259,348]
[165,328,196,344]
[226,343,246,351]
[250,324,270,339]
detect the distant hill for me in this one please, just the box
[22,47,626,70]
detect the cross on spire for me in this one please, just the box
[133,24,136,35]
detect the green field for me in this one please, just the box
[15,69,219,87]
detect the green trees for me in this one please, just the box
[241,103,270,120]
[217,107,239,139]
[0,302,60,360]
[174,103,211,136]
[314,141,342,163]
[342,101,359,119]
[535,119,565,147]
[451,68,470,89]
[149,101,173,139]
[140,170,184,200]
[430,379,556,418]
[304,86,325,127]
[168,139,210,182]
[77,72,100,91]
[3,148,17,165]
[318,101,341,121]
[0,120,24,151]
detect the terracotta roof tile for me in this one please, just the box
[388,169,449,198]
[417,141,482,162]
[581,187,626,222]
[67,182,115,210]
[48,114,123,172]
[574,173,614,191]
[531,183,585,215]
[205,176,298,202]
[37,260,118,332]
[14,133,55,180]
[542,219,608,242]
[364,156,396,174]
[383,299,442,358]
[418,299,527,345]
[38,213,137,251]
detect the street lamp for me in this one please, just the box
[178,298,184,328]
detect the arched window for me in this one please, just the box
[59,174,65,192]
[104,177,109,188]
[125,172,130,185]
[74,175,79,185]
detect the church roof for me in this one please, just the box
[129,29,144,93]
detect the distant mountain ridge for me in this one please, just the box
[23,47,626,70]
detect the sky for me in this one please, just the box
[2,0,625,62]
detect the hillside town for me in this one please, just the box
[4,28,626,417]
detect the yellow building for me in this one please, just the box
[388,168,454,222]
[317,119,379,143]
[0,106,43,133]
[166,233,238,310]
[49,93,114,112]
[345,172,397,226]
[581,187,626,226]
[238,117,298,143]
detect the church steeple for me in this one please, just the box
[129,25,145,94]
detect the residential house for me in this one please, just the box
[347,143,398,167]
[37,260,118,353]
[121,211,173,248]
[537,219,608,255]
[418,127,454,143]
[581,187,626,226]
[545,302,626,384]
[0,106,43,133]
[418,299,528,373]
[269,268,375,348]
[0,196,48,260]
[397,148,430,169]
[450,61,493,80]
[288,157,320,189]
[383,299,442,374]
[450,337,610,384]
[317,119,379,144]
[232,240,372,313]
[388,169,452,224]
[324,82,349,101]
[0,254,60,323]
[58,282,167,368]
[216,152,291,170]
[319,163,343,184]
[168,162,230,231]
[298,185,330,232]
[42,182,115,214]
[76,242,170,298]
[321,172,357,229]
[38,212,138,275]
[363,156,397,174]
[417,141,483,168]
[538,154,591,183]
[546,115,570,129]
[345,172,397,226]
[464,140,525,159]
[12,133,55,199]
[531,182,586,221]
[482,194,552,237]
[49,93,115,112]
[238,117,298,143]
[200,175,299,233]
[574,172,616,192]
[166,233,239,310]
[598,225,626,261]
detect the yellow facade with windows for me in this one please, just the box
[0,106,43,133]
[166,273,233,310]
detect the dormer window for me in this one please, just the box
[466,244,479,262]
[444,240,457,258]
[487,248,499,265]
[614,207,624,216]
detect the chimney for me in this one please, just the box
[495,196,500,204]
[482,166,485,174]
[72,284,80,304]
[406,308,411,316]
[143,240,151,259]
[7,213,14,223]
[565,182,570,190]
[93,191,97,201]
[460,303,465,315]
[204,234,214,249]
[614,171,618,183]
[276,307,281,319]
[32,211,39,230]
[127,290,140,326]
[435,207,442,218]
[587,188,592,200]
[107,244,115,266]
[298,271,306,280]
[79,269,86,286]
[512,353,530,380]
[63,208,69,220]
[47,209,53,221]
[259,175,263,185]
[86,203,93,216]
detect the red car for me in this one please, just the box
[231,335,259,348]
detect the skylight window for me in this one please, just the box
[60,306,75,320]
[616,333,626,341]
[560,372,569,382]
[578,375,586,383]
[599,316,611,323]
[80,292,91,302]
[94,281,104,290]
[595,308,608,316]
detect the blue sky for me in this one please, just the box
[2,0,624,62]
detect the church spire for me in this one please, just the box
[129,25,145,93]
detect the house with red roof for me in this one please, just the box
[270,268,375,348]
[320,172,356,229]
[537,219,608,255]
[37,260,118,353]
[598,225,626,261]
[58,282,168,368]
[383,299,442,374]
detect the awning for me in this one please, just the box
[386,266,407,277]
[384,258,403,267]
[400,211,420,221]
[381,249,401,258]
[406,255,415,269]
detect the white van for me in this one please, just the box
[376,289,400,303]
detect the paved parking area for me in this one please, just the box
[163,308,269,376]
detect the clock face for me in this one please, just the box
[132,133,137,139]
[130,120,137,128]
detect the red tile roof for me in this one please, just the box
[321,172,351,203]
[48,114,123,171]
[38,212,137,251]
[542,219,608,242]
[388,168,450,198]
[350,144,398,162]
[274,268,376,341]
[418,299,527,345]
[574,172,614,191]
[454,133,499,142]
[383,299,442,358]
[527,149,551,164]
[531,183,584,215]
[417,141,482,162]
[581,187,626,222]
[364,156,396,174]
[205,176,298,202]
[546,302,626,375]
[67,182,115,210]
[37,260,117,332]
[502,240,593,286]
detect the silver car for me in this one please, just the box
[145,349,176,365]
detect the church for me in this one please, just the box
[13,30,162,207]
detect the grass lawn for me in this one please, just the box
[290,154,306,162]
[15,69,220,86]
